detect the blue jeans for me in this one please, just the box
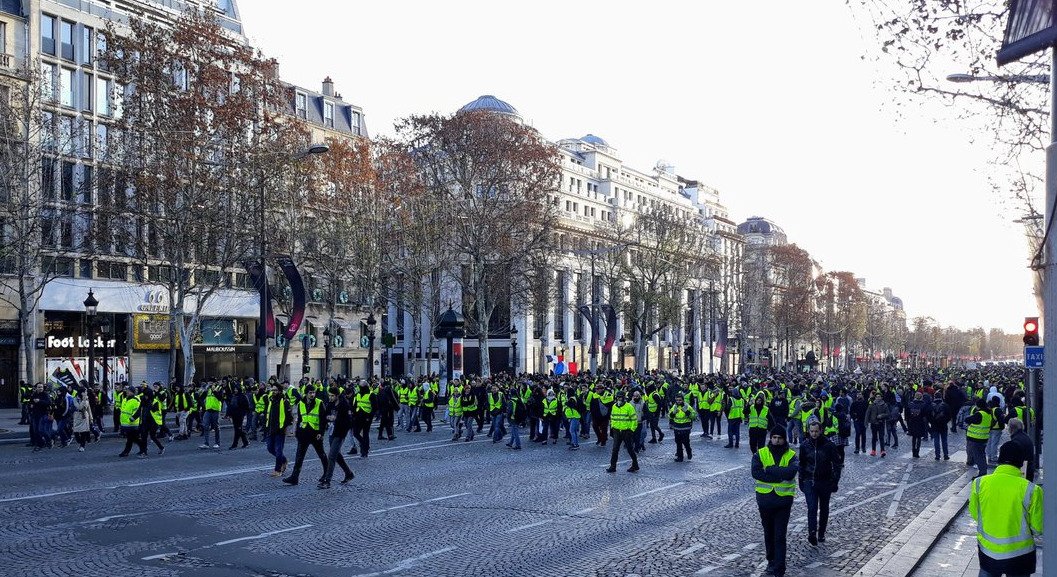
[491,413,505,442]
[786,419,800,445]
[932,429,949,458]
[581,412,592,437]
[728,420,741,446]
[55,416,71,444]
[36,415,52,447]
[853,420,867,452]
[406,406,420,431]
[987,430,1003,463]
[569,418,580,448]
[509,422,521,448]
[802,480,832,535]
[266,433,287,472]
[967,439,988,477]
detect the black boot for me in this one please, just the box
[808,531,818,546]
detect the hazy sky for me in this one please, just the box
[238,1,1036,334]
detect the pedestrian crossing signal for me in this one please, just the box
[1024,317,1040,346]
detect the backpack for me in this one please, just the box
[909,403,922,419]
[888,404,900,421]
[837,412,851,437]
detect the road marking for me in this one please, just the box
[695,466,744,480]
[142,524,313,560]
[574,507,597,515]
[373,439,487,456]
[213,524,313,546]
[370,492,470,514]
[678,543,706,556]
[347,546,458,577]
[505,519,553,533]
[806,561,824,569]
[886,464,913,518]
[424,492,471,503]
[830,549,851,558]
[694,566,718,575]
[125,466,270,487]
[602,459,633,468]
[721,553,741,561]
[629,482,685,499]
[742,542,759,550]
[84,512,152,523]
[793,469,959,523]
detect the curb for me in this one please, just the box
[855,468,974,577]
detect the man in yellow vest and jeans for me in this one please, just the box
[970,441,1043,577]
[965,398,992,478]
[752,427,799,577]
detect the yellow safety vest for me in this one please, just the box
[969,465,1042,561]
[967,408,992,441]
[298,398,322,430]
[610,402,638,431]
[755,448,797,497]
[120,396,141,427]
[748,406,769,429]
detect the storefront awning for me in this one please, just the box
[39,278,260,318]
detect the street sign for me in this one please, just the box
[1025,345,1044,368]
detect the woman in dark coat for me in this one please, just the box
[905,391,930,458]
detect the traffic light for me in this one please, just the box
[1024,317,1040,346]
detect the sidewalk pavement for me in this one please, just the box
[910,505,1044,577]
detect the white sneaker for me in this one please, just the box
[199,444,210,449]
[212,444,220,449]
[78,447,85,452]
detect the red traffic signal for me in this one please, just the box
[1024,317,1040,346]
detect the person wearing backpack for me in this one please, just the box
[928,394,951,460]
[906,391,930,458]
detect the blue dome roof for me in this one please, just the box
[459,95,519,116]
[581,134,609,147]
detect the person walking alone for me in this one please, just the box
[318,387,355,489]
[752,428,798,577]
[264,383,291,477]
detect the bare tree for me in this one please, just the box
[102,10,296,384]
[0,66,87,383]
[394,110,560,377]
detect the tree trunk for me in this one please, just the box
[280,341,291,382]
[176,310,197,385]
[20,302,34,384]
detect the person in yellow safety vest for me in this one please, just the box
[199,384,223,450]
[396,382,410,430]
[457,387,478,442]
[264,382,292,476]
[970,442,1043,577]
[421,383,437,432]
[249,382,267,441]
[668,394,698,462]
[282,387,329,486]
[965,399,993,478]
[351,382,376,457]
[708,384,724,439]
[606,391,639,473]
[645,385,665,444]
[143,390,167,455]
[540,389,560,445]
[117,387,147,458]
[564,386,585,450]
[747,394,771,454]
[751,427,799,577]
[688,381,703,411]
[405,383,422,433]
[448,383,463,437]
[724,389,745,449]
[487,384,507,443]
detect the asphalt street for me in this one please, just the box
[0,421,968,577]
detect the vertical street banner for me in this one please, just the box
[714,321,728,358]
[276,255,307,340]
[601,304,618,354]
[244,260,274,338]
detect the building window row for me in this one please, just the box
[41,14,98,66]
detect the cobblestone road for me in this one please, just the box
[0,422,969,577]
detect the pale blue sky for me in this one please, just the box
[239,0,1036,333]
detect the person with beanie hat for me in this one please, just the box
[970,441,1043,577]
[751,426,799,577]
[799,421,842,546]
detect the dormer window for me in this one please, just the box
[324,101,334,127]
[295,92,307,119]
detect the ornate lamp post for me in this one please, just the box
[509,325,518,375]
[83,290,98,391]
[99,316,111,395]
[366,313,377,379]
[322,326,332,381]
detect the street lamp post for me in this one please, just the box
[83,290,98,391]
[322,326,332,382]
[366,313,377,380]
[510,325,518,375]
[256,144,329,384]
[99,316,111,396]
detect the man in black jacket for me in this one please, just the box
[799,421,842,546]
[319,387,355,489]
[375,380,398,441]
[752,427,799,577]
